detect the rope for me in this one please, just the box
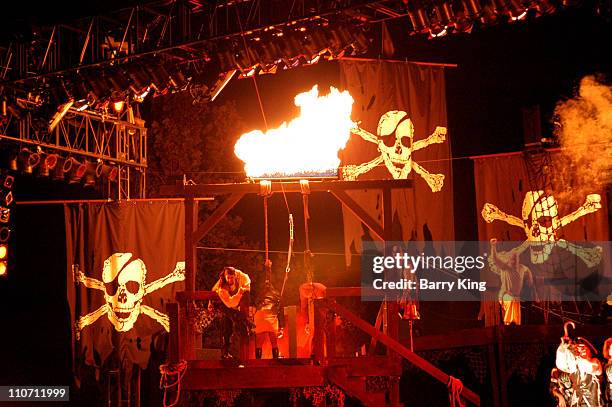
[235,6,268,130]
[159,360,187,407]
[447,376,466,407]
[264,196,269,263]
[280,213,294,298]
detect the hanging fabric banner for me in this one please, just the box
[473,152,610,325]
[339,61,453,265]
[65,202,185,375]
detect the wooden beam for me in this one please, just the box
[324,299,481,406]
[176,290,220,302]
[192,193,244,243]
[182,365,326,390]
[331,190,384,241]
[167,303,180,364]
[183,196,198,360]
[160,179,413,197]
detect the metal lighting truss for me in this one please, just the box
[0,103,146,200]
[0,0,392,85]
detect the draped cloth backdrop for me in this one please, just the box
[473,152,610,325]
[339,61,453,265]
[65,202,185,379]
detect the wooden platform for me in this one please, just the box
[182,356,402,391]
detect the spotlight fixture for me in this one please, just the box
[506,0,529,20]
[19,149,41,174]
[1,174,14,189]
[0,207,9,223]
[65,158,87,184]
[0,242,7,277]
[0,226,10,243]
[111,91,126,113]
[405,1,431,34]
[83,162,97,187]
[96,162,119,182]
[0,191,12,206]
[430,2,455,37]
[38,153,58,177]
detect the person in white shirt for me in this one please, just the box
[212,266,251,359]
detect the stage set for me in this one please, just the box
[0,0,610,406]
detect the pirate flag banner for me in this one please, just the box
[65,202,185,375]
[339,61,453,265]
[473,152,610,325]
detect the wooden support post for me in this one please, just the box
[312,300,325,361]
[325,309,336,358]
[487,343,501,407]
[183,195,198,360]
[240,295,250,360]
[496,325,509,407]
[286,306,297,358]
[167,302,180,364]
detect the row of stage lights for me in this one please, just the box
[403,0,562,38]
[218,20,370,77]
[7,148,118,186]
[0,171,14,277]
[1,59,191,137]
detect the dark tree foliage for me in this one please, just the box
[145,92,263,291]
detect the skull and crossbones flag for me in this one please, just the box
[65,202,185,374]
[339,61,453,264]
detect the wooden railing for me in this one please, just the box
[312,288,481,407]
[167,287,480,406]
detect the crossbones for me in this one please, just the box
[75,253,185,337]
[482,190,602,265]
[342,111,447,192]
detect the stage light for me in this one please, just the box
[0,261,7,277]
[0,244,7,259]
[0,191,12,207]
[1,174,14,190]
[111,92,126,113]
[407,7,431,34]
[0,207,9,223]
[96,163,119,182]
[0,226,10,242]
[38,153,58,177]
[48,99,74,132]
[430,3,454,37]
[507,0,528,20]
[533,0,555,14]
[19,149,41,174]
[83,162,97,187]
[65,158,87,183]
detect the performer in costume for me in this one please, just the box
[554,323,603,407]
[489,238,536,325]
[604,338,612,405]
[254,260,285,359]
[212,266,252,359]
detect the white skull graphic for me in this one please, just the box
[102,253,147,332]
[521,191,560,263]
[376,111,414,179]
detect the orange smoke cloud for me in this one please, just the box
[554,76,612,202]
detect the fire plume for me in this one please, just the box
[234,86,354,178]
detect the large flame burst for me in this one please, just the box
[234,86,354,178]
